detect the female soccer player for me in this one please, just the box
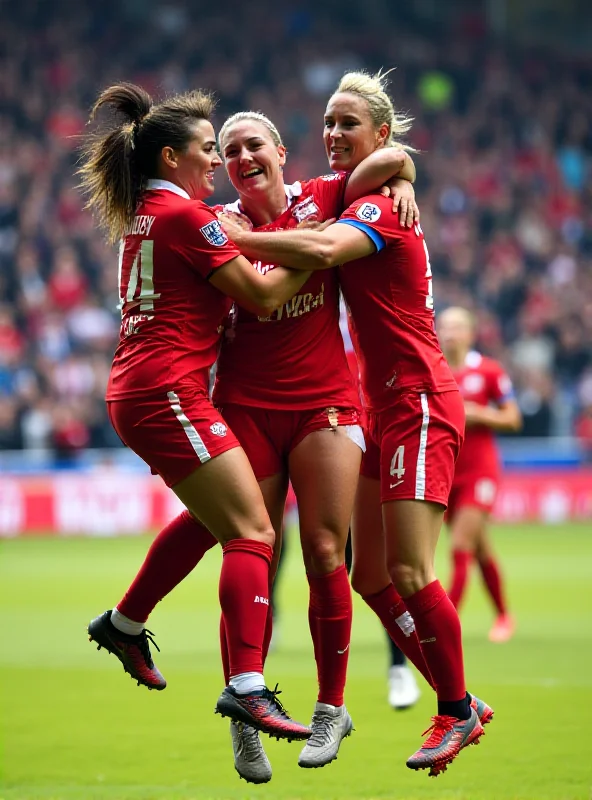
[213,111,418,774]
[438,306,522,641]
[78,82,314,741]
[222,70,494,777]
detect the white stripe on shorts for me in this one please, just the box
[415,393,430,500]
[167,391,211,464]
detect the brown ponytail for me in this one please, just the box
[78,82,215,242]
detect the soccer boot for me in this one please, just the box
[87,609,166,690]
[230,721,272,784]
[406,706,484,777]
[216,684,310,741]
[388,665,421,710]
[298,702,354,768]
[489,613,515,643]
[470,694,494,726]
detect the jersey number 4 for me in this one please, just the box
[118,239,160,314]
[414,223,433,311]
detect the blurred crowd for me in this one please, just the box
[1,0,592,455]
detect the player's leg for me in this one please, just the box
[288,415,360,768]
[95,394,308,741]
[173,449,308,739]
[475,524,514,642]
[350,444,434,689]
[379,391,485,775]
[447,504,486,609]
[220,470,287,785]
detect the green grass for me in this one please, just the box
[1,523,591,800]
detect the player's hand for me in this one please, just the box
[464,401,484,426]
[297,218,336,230]
[380,179,419,227]
[216,209,253,239]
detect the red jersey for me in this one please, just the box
[106,180,240,400]
[213,176,359,410]
[452,351,514,480]
[337,194,457,412]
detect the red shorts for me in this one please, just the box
[360,390,465,506]
[447,474,499,518]
[107,386,240,488]
[219,404,363,481]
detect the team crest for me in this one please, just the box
[200,220,228,247]
[356,202,381,223]
[210,422,227,437]
[292,196,321,223]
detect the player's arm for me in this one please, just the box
[227,221,378,273]
[464,399,523,432]
[345,148,415,207]
[209,255,312,316]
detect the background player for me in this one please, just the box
[221,69,494,777]
[78,82,314,742]
[438,307,522,642]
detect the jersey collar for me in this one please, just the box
[225,181,303,217]
[145,179,191,200]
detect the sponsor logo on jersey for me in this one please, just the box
[199,220,228,247]
[209,422,227,437]
[356,202,381,223]
[292,196,321,223]
[320,173,342,181]
[258,283,325,322]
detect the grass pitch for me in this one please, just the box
[1,523,591,800]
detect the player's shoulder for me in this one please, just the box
[342,193,400,230]
[466,350,508,378]
[174,200,230,247]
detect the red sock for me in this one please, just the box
[362,584,434,688]
[220,604,273,685]
[448,550,473,609]
[117,511,217,622]
[219,539,272,677]
[404,580,466,702]
[307,565,352,707]
[479,557,507,615]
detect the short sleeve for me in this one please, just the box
[336,193,403,251]
[305,172,349,219]
[172,202,241,278]
[490,363,514,404]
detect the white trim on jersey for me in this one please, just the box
[415,393,430,500]
[145,179,191,200]
[167,391,211,463]
[465,350,483,368]
[222,182,303,216]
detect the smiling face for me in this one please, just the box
[160,119,222,200]
[221,119,286,201]
[323,92,390,172]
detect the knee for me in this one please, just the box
[350,559,389,598]
[301,529,344,575]
[229,523,275,551]
[388,559,434,597]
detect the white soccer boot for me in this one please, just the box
[388,665,421,710]
[298,702,353,768]
[230,720,272,784]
